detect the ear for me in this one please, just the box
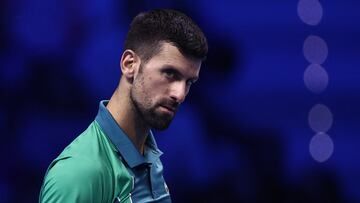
[120,49,140,83]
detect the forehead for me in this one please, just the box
[144,42,202,76]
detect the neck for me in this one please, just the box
[107,84,149,155]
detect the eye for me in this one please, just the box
[163,69,180,81]
[186,79,197,87]
[186,80,194,87]
[164,69,175,78]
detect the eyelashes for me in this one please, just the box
[162,68,197,87]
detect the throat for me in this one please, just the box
[107,89,150,155]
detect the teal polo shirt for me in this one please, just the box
[39,100,171,203]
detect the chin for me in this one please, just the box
[149,117,173,130]
[145,108,175,130]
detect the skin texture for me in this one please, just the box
[107,42,201,154]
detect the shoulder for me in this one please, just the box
[40,156,107,202]
[48,156,104,184]
[39,121,133,202]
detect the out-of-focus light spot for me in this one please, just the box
[304,64,328,93]
[303,35,328,64]
[11,0,68,55]
[308,104,333,132]
[309,132,334,162]
[75,30,123,98]
[297,0,323,26]
[0,56,26,85]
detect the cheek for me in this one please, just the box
[147,74,169,93]
[135,72,169,104]
[140,76,163,102]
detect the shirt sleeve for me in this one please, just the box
[39,156,105,203]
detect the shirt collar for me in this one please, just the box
[95,100,163,168]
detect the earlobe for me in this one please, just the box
[120,50,138,82]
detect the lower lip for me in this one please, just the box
[160,106,175,115]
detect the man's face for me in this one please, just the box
[130,42,201,130]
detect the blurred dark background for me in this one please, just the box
[1,0,360,202]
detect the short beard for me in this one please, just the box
[130,71,174,130]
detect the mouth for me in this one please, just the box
[159,105,176,115]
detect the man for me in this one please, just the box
[39,9,208,203]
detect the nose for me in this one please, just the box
[169,81,187,104]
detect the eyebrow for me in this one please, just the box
[162,65,199,82]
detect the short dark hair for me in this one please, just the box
[124,9,208,63]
